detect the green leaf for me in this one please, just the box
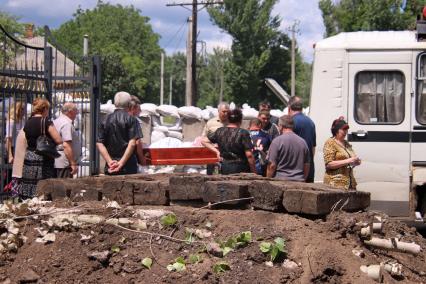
[213,261,231,274]
[237,231,252,243]
[166,264,175,271]
[185,230,195,245]
[160,213,177,227]
[173,262,186,272]
[224,237,237,249]
[167,257,186,272]
[270,245,280,262]
[111,245,120,253]
[189,254,202,264]
[175,256,185,264]
[141,257,152,269]
[259,242,272,253]
[274,237,286,252]
[222,246,233,257]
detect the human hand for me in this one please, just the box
[8,156,13,164]
[108,160,124,173]
[70,164,78,175]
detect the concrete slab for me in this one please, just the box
[168,174,222,200]
[129,180,169,205]
[202,180,251,205]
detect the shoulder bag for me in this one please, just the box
[35,117,60,159]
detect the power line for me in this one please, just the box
[163,19,187,50]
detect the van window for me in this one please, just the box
[355,71,404,124]
[416,54,426,124]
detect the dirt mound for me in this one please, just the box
[0,200,425,283]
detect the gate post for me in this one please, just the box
[44,46,53,106]
[90,55,101,175]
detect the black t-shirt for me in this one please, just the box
[97,109,142,159]
[208,127,253,163]
[24,116,53,150]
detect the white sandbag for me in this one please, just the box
[303,107,310,115]
[178,106,203,120]
[153,126,169,134]
[149,137,182,148]
[167,130,183,140]
[100,100,116,114]
[242,108,258,119]
[157,104,180,118]
[242,103,251,109]
[150,130,167,144]
[229,102,236,110]
[151,116,162,127]
[270,109,284,118]
[140,103,158,116]
[202,107,217,120]
[283,107,289,115]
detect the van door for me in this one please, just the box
[347,64,411,217]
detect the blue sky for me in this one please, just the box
[0,0,325,62]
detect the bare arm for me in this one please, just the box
[326,156,359,170]
[201,136,221,161]
[96,142,115,168]
[245,150,256,174]
[47,125,62,145]
[303,163,310,180]
[6,137,13,163]
[312,147,316,157]
[266,162,277,178]
[135,138,145,165]
[115,138,137,172]
[63,141,78,175]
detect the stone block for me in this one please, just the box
[168,174,222,200]
[282,189,370,215]
[100,179,125,203]
[129,180,169,205]
[248,181,285,211]
[202,180,251,205]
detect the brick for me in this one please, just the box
[282,189,370,215]
[130,180,169,205]
[202,180,251,205]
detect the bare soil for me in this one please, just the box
[0,201,425,284]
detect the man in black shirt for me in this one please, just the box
[97,91,142,175]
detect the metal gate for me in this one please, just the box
[0,25,101,200]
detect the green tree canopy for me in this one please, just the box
[0,11,24,36]
[208,0,293,108]
[52,2,162,102]
[319,0,426,37]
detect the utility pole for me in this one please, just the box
[167,1,223,106]
[185,17,193,106]
[288,20,300,97]
[169,75,173,105]
[160,52,165,105]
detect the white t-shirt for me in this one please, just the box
[53,114,81,168]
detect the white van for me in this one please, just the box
[310,28,426,218]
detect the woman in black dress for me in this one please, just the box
[20,98,62,199]
[202,108,256,175]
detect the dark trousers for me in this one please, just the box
[306,154,315,183]
[56,167,73,178]
[220,161,250,175]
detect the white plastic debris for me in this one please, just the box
[106,201,121,209]
[282,259,299,270]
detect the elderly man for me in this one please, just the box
[97,91,142,175]
[53,102,80,178]
[288,96,316,182]
[266,115,310,181]
[203,102,229,137]
[127,95,145,165]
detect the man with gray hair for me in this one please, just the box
[203,102,229,137]
[266,115,310,181]
[53,102,80,178]
[97,91,142,175]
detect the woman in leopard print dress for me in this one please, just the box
[323,117,361,190]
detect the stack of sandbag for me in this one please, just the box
[150,105,183,144]
[242,103,258,119]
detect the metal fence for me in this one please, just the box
[0,25,101,200]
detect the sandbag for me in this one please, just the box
[149,137,182,148]
[242,108,258,119]
[152,126,169,134]
[167,130,183,140]
[270,109,284,118]
[140,103,158,116]
[150,130,167,144]
[100,100,116,114]
[202,107,217,121]
[178,106,203,120]
[156,104,179,118]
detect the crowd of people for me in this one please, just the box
[4,91,361,201]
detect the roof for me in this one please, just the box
[14,36,80,78]
[315,31,426,50]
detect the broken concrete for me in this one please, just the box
[282,189,370,215]
[202,180,251,205]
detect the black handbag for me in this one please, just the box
[35,117,60,159]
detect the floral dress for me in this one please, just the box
[323,138,357,190]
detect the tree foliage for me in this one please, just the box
[0,11,24,36]
[319,0,426,37]
[52,2,162,102]
[208,0,294,108]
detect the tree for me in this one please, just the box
[208,0,292,108]
[52,2,162,102]
[0,11,24,36]
[319,0,426,37]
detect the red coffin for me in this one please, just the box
[143,147,219,165]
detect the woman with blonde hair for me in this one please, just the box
[6,101,25,164]
[20,97,62,199]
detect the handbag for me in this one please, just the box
[35,117,60,159]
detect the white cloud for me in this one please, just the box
[1,0,324,61]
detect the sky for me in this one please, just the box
[0,0,325,62]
